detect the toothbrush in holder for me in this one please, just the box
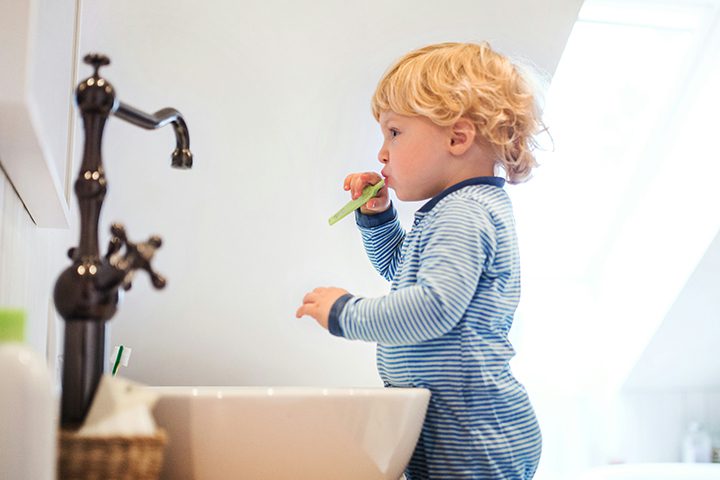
[111,345,132,376]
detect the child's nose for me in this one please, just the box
[377,148,388,164]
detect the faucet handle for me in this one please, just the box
[108,223,167,291]
[133,235,167,290]
[83,53,110,76]
[105,235,123,260]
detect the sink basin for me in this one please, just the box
[150,386,430,480]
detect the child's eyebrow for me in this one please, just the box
[380,113,400,129]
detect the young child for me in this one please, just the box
[296,42,542,479]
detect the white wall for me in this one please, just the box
[0,0,78,386]
[0,170,70,388]
[617,390,720,463]
[74,0,582,387]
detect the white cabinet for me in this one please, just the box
[0,0,80,227]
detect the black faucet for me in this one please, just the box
[54,53,193,427]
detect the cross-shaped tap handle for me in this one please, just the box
[108,223,166,291]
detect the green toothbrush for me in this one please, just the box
[111,344,132,376]
[328,179,385,226]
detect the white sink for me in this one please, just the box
[150,386,430,480]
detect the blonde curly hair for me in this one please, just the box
[371,42,544,184]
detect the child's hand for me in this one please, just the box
[295,287,349,329]
[343,172,390,215]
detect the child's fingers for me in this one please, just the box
[362,187,390,212]
[296,300,316,319]
[296,305,313,319]
[296,290,316,319]
[346,174,365,198]
[297,287,328,315]
[302,290,318,305]
[350,173,382,199]
[352,177,366,199]
[365,198,386,210]
[361,172,382,186]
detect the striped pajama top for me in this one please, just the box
[328,176,542,479]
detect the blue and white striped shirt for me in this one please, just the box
[328,177,541,479]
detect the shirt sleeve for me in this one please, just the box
[338,199,496,345]
[355,204,405,282]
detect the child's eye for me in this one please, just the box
[389,128,400,138]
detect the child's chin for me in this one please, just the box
[395,190,423,202]
[392,187,408,201]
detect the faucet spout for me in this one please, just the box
[114,102,193,169]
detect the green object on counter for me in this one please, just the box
[0,309,26,342]
[112,345,124,376]
[328,179,385,226]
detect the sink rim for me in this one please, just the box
[148,385,431,398]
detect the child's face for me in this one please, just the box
[377,111,454,202]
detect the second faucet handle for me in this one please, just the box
[108,223,167,291]
[83,53,110,76]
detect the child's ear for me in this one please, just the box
[448,118,476,155]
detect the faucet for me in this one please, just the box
[54,53,193,427]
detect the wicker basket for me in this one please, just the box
[58,428,167,480]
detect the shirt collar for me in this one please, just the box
[417,176,505,213]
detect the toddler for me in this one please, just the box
[296,42,542,479]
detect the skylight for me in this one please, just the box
[510,0,720,393]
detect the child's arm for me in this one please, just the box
[344,172,404,281]
[356,205,405,282]
[333,199,495,345]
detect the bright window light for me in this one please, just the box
[510,0,719,394]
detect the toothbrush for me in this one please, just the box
[111,345,132,376]
[328,179,385,226]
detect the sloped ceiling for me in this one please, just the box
[510,0,720,394]
[621,1,720,391]
[624,226,720,390]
